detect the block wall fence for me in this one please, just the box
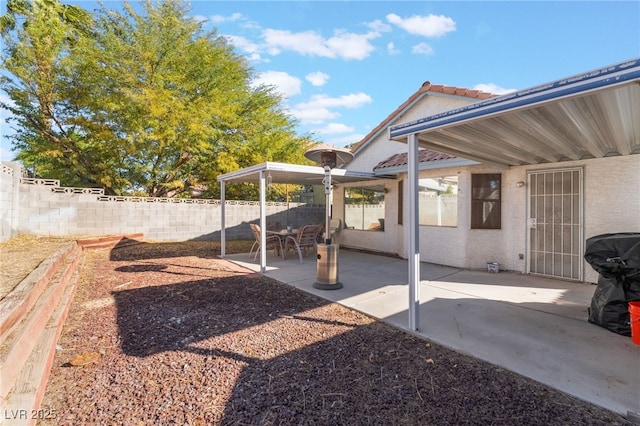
[0,162,325,243]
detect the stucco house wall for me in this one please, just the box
[331,179,398,256]
[338,81,639,285]
[348,92,483,173]
[515,155,640,283]
[337,155,639,285]
[338,86,495,262]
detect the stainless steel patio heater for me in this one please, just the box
[304,145,353,289]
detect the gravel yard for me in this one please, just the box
[4,239,628,425]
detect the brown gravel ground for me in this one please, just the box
[7,239,631,425]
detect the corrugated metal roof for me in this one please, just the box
[389,58,640,167]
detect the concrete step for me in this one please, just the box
[0,244,84,426]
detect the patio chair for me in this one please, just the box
[249,223,284,260]
[285,223,323,263]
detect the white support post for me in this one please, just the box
[407,133,420,331]
[220,181,226,258]
[259,171,267,273]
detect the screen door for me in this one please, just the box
[528,168,583,280]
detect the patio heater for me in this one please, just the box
[304,145,353,289]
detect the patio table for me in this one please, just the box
[267,229,299,256]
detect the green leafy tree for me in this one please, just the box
[0,0,95,181]
[1,0,313,198]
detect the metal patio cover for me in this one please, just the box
[389,58,640,167]
[216,161,380,185]
[216,162,385,273]
[388,57,640,332]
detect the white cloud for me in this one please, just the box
[412,42,434,55]
[193,15,208,24]
[387,42,400,55]
[290,92,372,125]
[289,105,339,125]
[299,93,372,110]
[306,71,330,87]
[324,133,366,147]
[225,35,263,61]
[314,123,355,134]
[210,13,243,24]
[326,30,378,60]
[367,19,392,33]
[473,83,517,95]
[387,13,456,37]
[262,28,379,60]
[253,71,302,98]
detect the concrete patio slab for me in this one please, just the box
[224,249,640,419]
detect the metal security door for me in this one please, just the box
[527,168,583,280]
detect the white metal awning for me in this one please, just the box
[389,58,640,168]
[388,57,640,331]
[217,161,381,185]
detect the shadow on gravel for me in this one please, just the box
[112,274,630,425]
[112,275,333,357]
[109,241,222,262]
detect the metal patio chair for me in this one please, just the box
[284,223,323,263]
[249,223,284,260]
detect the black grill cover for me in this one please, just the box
[588,272,630,335]
[584,233,640,274]
[584,233,640,336]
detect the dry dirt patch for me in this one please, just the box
[0,234,74,299]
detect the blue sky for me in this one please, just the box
[1,1,639,160]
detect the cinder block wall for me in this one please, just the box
[0,163,19,240]
[0,163,324,242]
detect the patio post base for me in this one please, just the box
[313,281,343,290]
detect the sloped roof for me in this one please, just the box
[389,58,640,167]
[373,150,455,172]
[350,82,496,155]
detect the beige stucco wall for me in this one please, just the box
[332,178,399,255]
[341,82,638,284]
[348,93,480,173]
[336,154,639,284]
[336,91,487,259]
[516,155,640,283]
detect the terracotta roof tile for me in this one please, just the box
[373,150,456,172]
[350,82,495,154]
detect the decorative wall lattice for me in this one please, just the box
[1,164,14,177]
